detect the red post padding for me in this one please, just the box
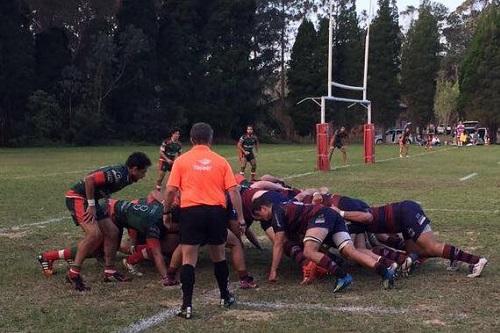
[316,123,330,171]
[363,123,375,163]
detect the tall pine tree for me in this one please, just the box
[401,1,441,129]
[288,19,320,136]
[459,3,500,143]
[368,0,401,130]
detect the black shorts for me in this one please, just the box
[158,159,173,172]
[334,142,344,149]
[65,197,108,226]
[244,152,255,162]
[179,205,228,245]
[398,201,432,241]
[307,209,351,249]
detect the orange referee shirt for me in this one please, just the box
[167,145,237,208]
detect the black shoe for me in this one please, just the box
[177,306,192,319]
[66,272,90,292]
[220,292,236,308]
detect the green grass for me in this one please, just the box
[0,143,499,332]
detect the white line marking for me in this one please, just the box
[459,173,478,181]
[281,147,455,179]
[283,171,316,180]
[238,300,406,315]
[119,299,405,332]
[119,309,178,333]
[0,216,68,233]
[10,169,93,180]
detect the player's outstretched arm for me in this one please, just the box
[269,231,286,282]
[330,206,373,224]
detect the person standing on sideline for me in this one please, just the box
[163,122,246,319]
[237,125,259,181]
[456,121,465,146]
[399,127,411,158]
[328,126,348,164]
[155,129,182,191]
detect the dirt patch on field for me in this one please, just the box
[219,309,275,321]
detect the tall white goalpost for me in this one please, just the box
[298,0,375,170]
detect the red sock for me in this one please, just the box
[442,244,480,264]
[377,256,396,268]
[318,254,346,278]
[43,247,76,261]
[373,246,407,265]
[68,265,81,278]
[127,246,151,265]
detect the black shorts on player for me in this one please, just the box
[179,205,228,245]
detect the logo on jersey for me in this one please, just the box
[193,159,212,171]
[314,214,325,224]
[416,213,426,225]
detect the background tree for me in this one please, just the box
[434,77,459,126]
[459,3,500,142]
[0,0,35,145]
[401,0,441,129]
[368,0,401,130]
[287,19,320,136]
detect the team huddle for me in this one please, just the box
[37,124,488,319]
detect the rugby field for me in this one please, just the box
[0,144,498,332]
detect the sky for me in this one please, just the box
[356,0,464,17]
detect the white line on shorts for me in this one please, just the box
[459,173,478,181]
[118,309,178,333]
[0,216,68,233]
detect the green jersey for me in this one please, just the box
[113,200,164,239]
[160,139,182,161]
[239,134,258,152]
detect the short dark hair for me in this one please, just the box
[247,124,253,129]
[126,152,152,169]
[170,127,180,136]
[190,122,213,145]
[251,196,272,214]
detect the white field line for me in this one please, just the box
[0,216,68,233]
[4,149,315,181]
[282,146,456,179]
[119,298,405,333]
[238,300,406,315]
[10,169,93,180]
[119,309,178,333]
[459,172,478,181]
[425,208,499,214]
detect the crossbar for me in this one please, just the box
[331,81,365,91]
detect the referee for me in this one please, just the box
[163,122,246,319]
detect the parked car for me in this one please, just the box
[375,129,414,144]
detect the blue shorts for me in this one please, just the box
[397,201,432,241]
[307,208,351,249]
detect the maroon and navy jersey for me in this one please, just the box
[271,202,324,236]
[241,188,260,226]
[239,134,258,152]
[69,165,131,200]
[329,194,370,213]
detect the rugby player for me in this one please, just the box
[155,129,182,191]
[38,152,151,291]
[252,198,397,292]
[237,125,259,181]
[336,200,488,277]
[163,122,245,319]
[328,126,349,164]
[399,127,411,158]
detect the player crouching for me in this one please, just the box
[252,198,397,292]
